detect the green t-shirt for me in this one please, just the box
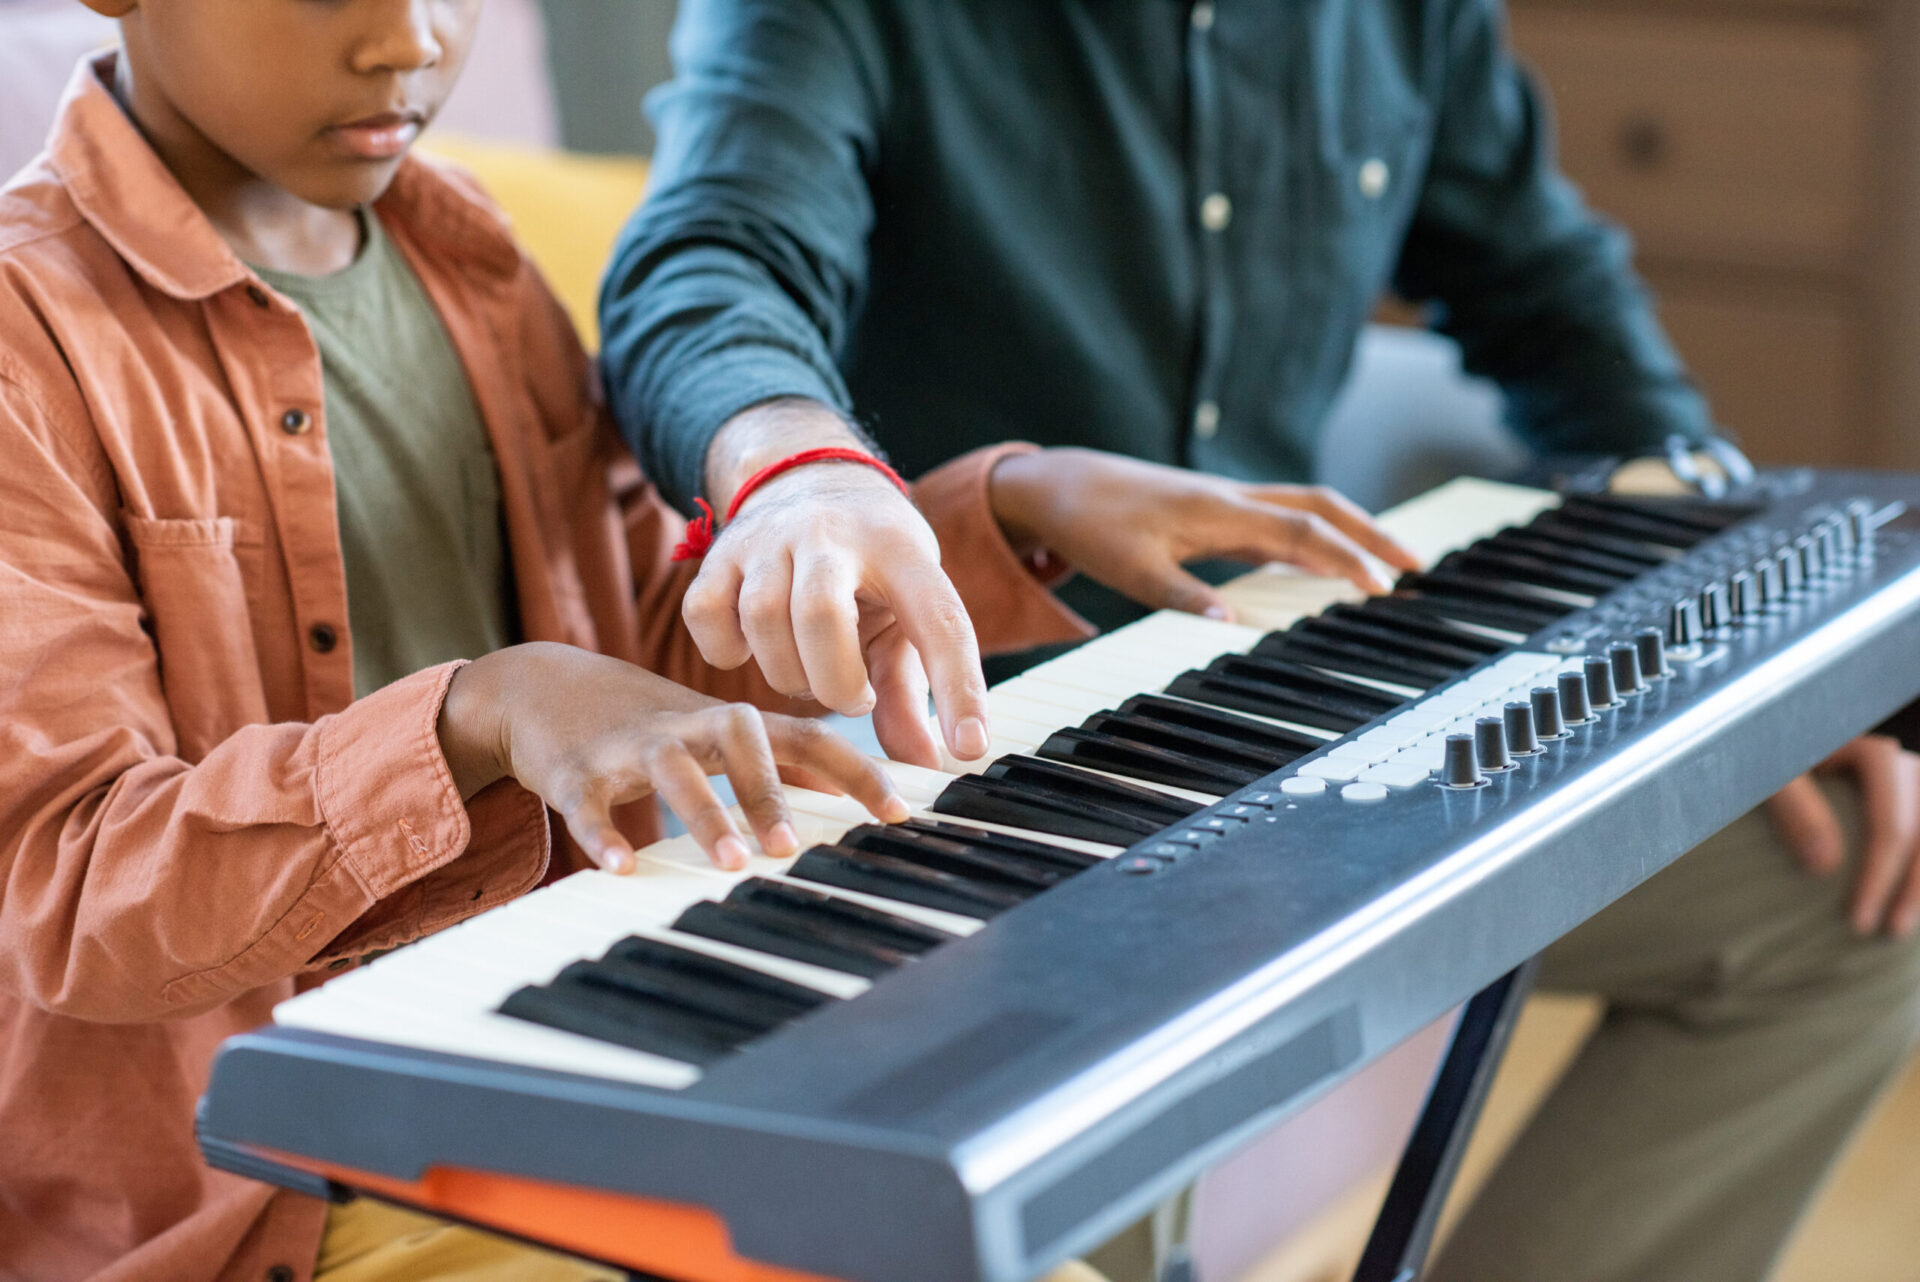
[256,212,512,699]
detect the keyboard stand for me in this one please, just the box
[1351,959,1540,1282]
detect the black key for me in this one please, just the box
[1437,547,1628,596]
[1195,653,1401,719]
[499,976,743,1066]
[598,936,829,1027]
[1400,568,1590,612]
[1088,706,1305,770]
[1250,632,1455,688]
[933,756,1200,845]
[1542,505,1695,552]
[853,819,1104,874]
[790,845,1027,917]
[1483,527,1662,576]
[1560,494,1748,540]
[836,824,1068,890]
[1165,668,1370,733]
[675,879,949,979]
[1332,599,1510,652]
[1116,694,1328,757]
[1038,726,1260,795]
[1526,512,1681,564]
[1291,612,1490,670]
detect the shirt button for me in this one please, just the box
[245,285,271,310]
[1190,1,1216,31]
[1199,191,1233,233]
[1358,158,1391,200]
[280,409,312,436]
[1193,400,1221,440]
[308,623,339,654]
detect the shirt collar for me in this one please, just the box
[47,52,519,301]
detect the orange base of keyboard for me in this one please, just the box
[273,1150,845,1282]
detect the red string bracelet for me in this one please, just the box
[671,446,911,561]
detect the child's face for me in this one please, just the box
[101,0,480,209]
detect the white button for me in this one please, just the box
[1361,761,1431,789]
[1191,1,1216,31]
[1358,158,1390,200]
[1328,741,1391,764]
[1193,400,1221,440]
[1342,782,1390,803]
[1199,192,1233,232]
[1298,758,1364,782]
[1280,776,1326,796]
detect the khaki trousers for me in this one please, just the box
[1098,780,1920,1282]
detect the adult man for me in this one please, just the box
[599,3,1920,1279]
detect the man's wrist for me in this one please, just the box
[704,397,878,510]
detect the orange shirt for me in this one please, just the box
[0,58,1088,1282]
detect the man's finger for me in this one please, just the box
[646,743,752,871]
[789,551,876,715]
[682,555,751,670]
[1847,740,1920,934]
[868,625,943,769]
[877,561,991,760]
[765,712,911,825]
[737,554,812,698]
[1767,773,1846,876]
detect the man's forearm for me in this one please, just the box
[703,397,877,510]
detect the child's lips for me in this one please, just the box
[327,113,423,160]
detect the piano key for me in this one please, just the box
[1291,612,1494,669]
[674,898,922,980]
[1036,727,1264,795]
[1436,546,1629,596]
[499,969,752,1066]
[1483,527,1663,576]
[1078,707,1304,772]
[775,783,1125,864]
[932,758,1201,846]
[583,936,832,1030]
[1560,493,1742,541]
[789,845,1029,917]
[1114,693,1328,758]
[1346,595,1526,644]
[841,820,1103,876]
[835,824,1073,890]
[1399,568,1592,613]
[1249,632,1456,689]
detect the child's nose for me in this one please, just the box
[355,0,445,74]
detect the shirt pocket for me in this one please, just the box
[122,514,272,761]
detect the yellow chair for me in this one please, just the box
[421,134,650,350]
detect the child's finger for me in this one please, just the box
[1256,484,1420,571]
[766,713,910,825]
[557,790,636,875]
[647,744,753,871]
[703,704,802,859]
[1241,504,1393,594]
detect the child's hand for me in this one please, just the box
[437,643,910,874]
[987,449,1422,619]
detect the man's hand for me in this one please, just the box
[987,448,1421,619]
[438,643,909,874]
[1766,734,1920,937]
[682,399,989,769]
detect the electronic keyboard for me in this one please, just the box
[198,471,1920,1282]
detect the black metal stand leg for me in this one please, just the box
[1351,957,1540,1282]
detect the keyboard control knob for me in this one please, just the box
[1797,534,1823,580]
[1559,669,1596,724]
[1475,717,1514,772]
[1754,556,1783,607]
[1635,627,1670,680]
[1442,734,1486,789]
[1821,519,1845,565]
[1700,580,1731,631]
[1584,655,1619,709]
[1776,545,1804,594]
[1848,501,1875,556]
[1504,701,1542,755]
[1730,570,1759,618]
[1670,597,1701,648]
[1833,510,1857,558]
[1609,642,1646,695]
[1532,685,1570,739]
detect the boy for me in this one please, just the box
[0,3,1415,1279]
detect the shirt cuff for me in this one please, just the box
[310,662,551,963]
[913,443,1095,656]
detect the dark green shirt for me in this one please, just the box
[601,0,1714,515]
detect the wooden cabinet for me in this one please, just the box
[1505,0,1920,469]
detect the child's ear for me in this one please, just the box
[76,0,137,15]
